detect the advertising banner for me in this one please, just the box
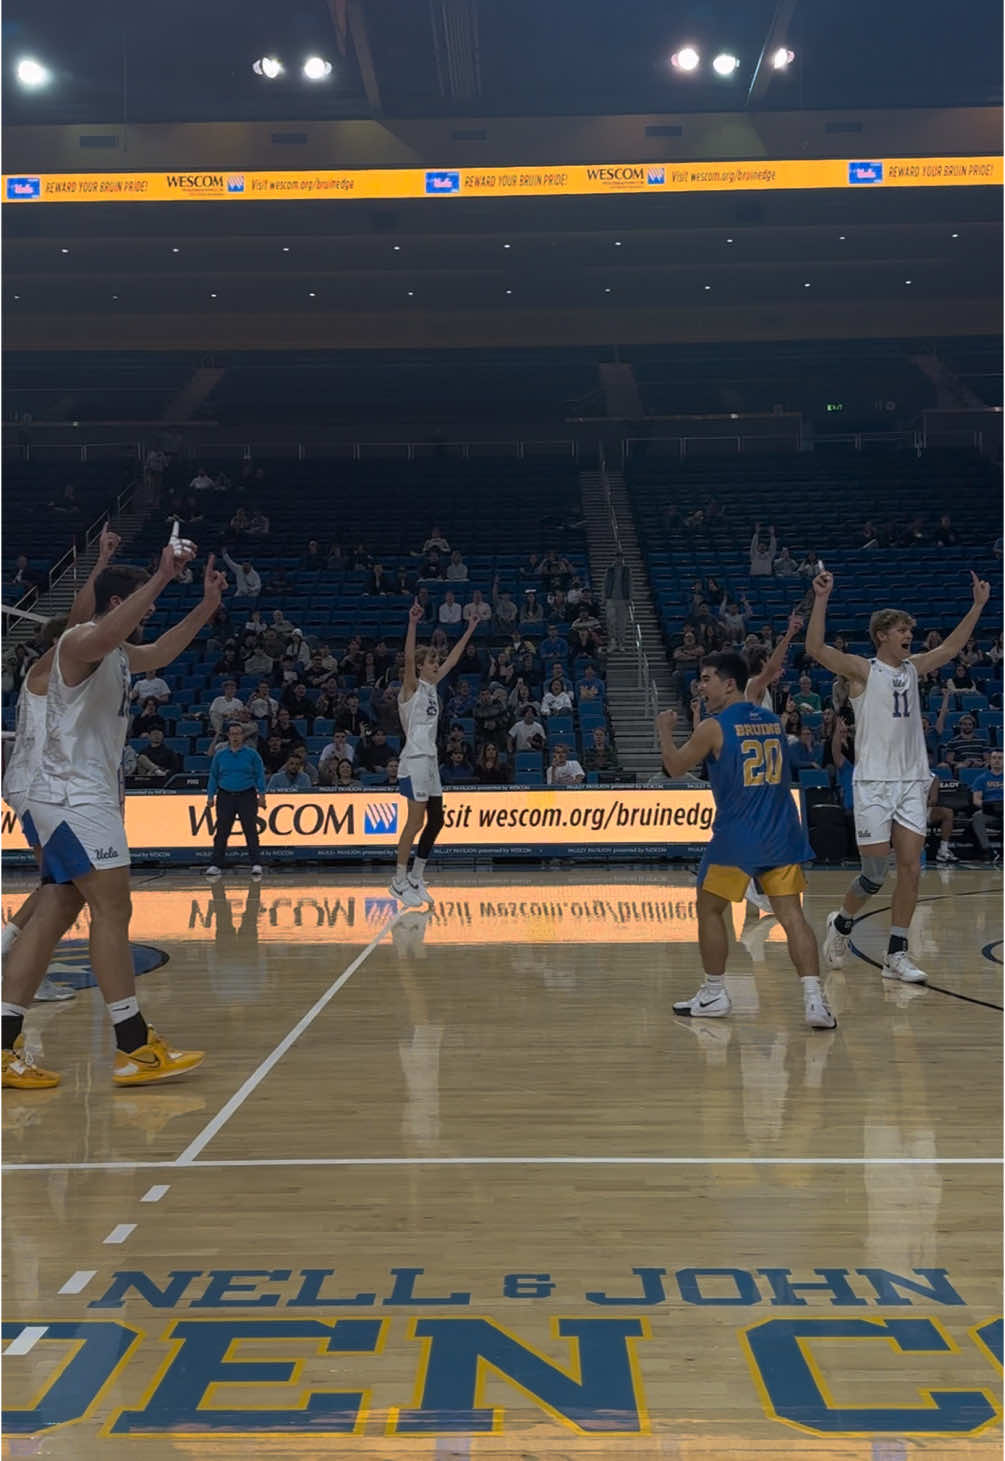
[3,155,1000,205]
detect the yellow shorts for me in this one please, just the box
[701,863,806,903]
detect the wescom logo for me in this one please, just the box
[364,803,399,835]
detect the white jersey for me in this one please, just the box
[398,678,440,760]
[756,686,774,712]
[851,658,928,782]
[2,685,46,815]
[29,626,131,808]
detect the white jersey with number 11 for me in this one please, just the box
[850,658,928,782]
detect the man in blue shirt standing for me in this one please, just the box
[206,722,266,878]
[970,748,1003,864]
[658,651,835,1031]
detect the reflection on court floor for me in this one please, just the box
[2,867,1002,1458]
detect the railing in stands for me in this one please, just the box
[600,462,661,751]
[5,438,582,463]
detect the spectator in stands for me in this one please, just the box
[797,551,818,579]
[247,509,270,537]
[935,514,959,548]
[519,589,544,626]
[261,734,286,776]
[672,629,703,701]
[423,526,450,555]
[247,680,278,723]
[447,678,475,720]
[130,697,166,740]
[603,550,631,652]
[364,562,391,595]
[243,638,274,678]
[566,576,585,609]
[214,641,244,677]
[301,540,324,573]
[960,636,984,668]
[190,466,215,492]
[475,742,509,785]
[130,669,171,705]
[358,726,394,774]
[229,507,250,536]
[719,593,751,644]
[271,706,305,755]
[970,749,1003,863]
[943,713,988,771]
[539,624,568,664]
[547,743,585,788]
[368,685,399,736]
[222,550,262,600]
[446,550,469,582]
[336,692,370,737]
[783,707,802,740]
[774,546,799,577]
[492,580,519,632]
[749,523,776,576]
[244,608,268,637]
[439,589,462,626]
[7,554,39,600]
[989,633,1003,668]
[332,759,362,791]
[464,589,492,627]
[794,673,822,713]
[209,679,244,733]
[474,686,509,751]
[509,706,546,755]
[538,678,570,719]
[569,624,604,664]
[900,515,927,547]
[506,679,536,718]
[421,548,444,580]
[268,752,312,792]
[412,586,434,623]
[789,726,822,774]
[283,681,316,724]
[319,729,355,783]
[392,564,415,595]
[540,550,574,592]
[831,676,855,725]
[132,728,181,782]
[946,660,976,693]
[440,747,474,786]
[488,647,517,692]
[584,726,620,778]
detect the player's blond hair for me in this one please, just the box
[414,646,439,669]
[869,608,915,647]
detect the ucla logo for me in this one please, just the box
[646,166,666,185]
[425,170,461,194]
[848,161,884,184]
[364,802,398,835]
[226,174,245,193]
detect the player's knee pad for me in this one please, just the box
[853,855,888,899]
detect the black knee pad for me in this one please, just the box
[416,797,445,858]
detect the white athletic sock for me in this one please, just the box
[939,840,951,851]
[413,857,427,880]
[705,973,725,989]
[1,923,21,954]
[800,976,822,996]
[395,861,408,883]
[106,996,140,1024]
[1,1001,27,1019]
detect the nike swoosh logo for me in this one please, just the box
[698,998,722,1008]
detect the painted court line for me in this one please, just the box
[5,1326,48,1356]
[58,1270,97,1295]
[174,910,403,1167]
[103,1223,137,1245]
[3,1155,1001,1173]
[141,1184,170,1203]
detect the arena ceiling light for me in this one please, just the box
[302,56,332,80]
[771,47,795,69]
[16,57,51,88]
[252,57,284,79]
[711,53,740,77]
[670,46,700,72]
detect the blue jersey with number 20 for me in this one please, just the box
[701,700,813,875]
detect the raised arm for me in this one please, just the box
[935,685,951,740]
[911,572,991,676]
[746,610,802,704]
[67,524,121,629]
[657,708,723,778]
[59,541,189,683]
[127,554,227,673]
[805,572,870,687]
[401,601,424,698]
[435,614,478,681]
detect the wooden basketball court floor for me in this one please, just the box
[2,864,1002,1459]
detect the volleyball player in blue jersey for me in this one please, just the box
[658,651,836,1030]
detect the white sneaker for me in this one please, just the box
[823,911,850,969]
[34,977,76,1003]
[204,866,222,879]
[673,982,732,1018]
[745,881,772,914]
[408,876,433,906]
[803,987,837,1030]
[936,846,957,864]
[389,877,424,909]
[250,865,263,878]
[882,949,927,984]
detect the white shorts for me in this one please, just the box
[397,756,442,804]
[852,780,929,847]
[22,801,131,884]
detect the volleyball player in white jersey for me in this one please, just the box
[2,525,122,993]
[2,540,226,1089]
[806,569,990,983]
[390,600,479,907]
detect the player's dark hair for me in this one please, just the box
[38,614,69,650]
[701,652,750,692]
[94,565,149,615]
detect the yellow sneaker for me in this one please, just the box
[2,1035,61,1090]
[113,1029,205,1086]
